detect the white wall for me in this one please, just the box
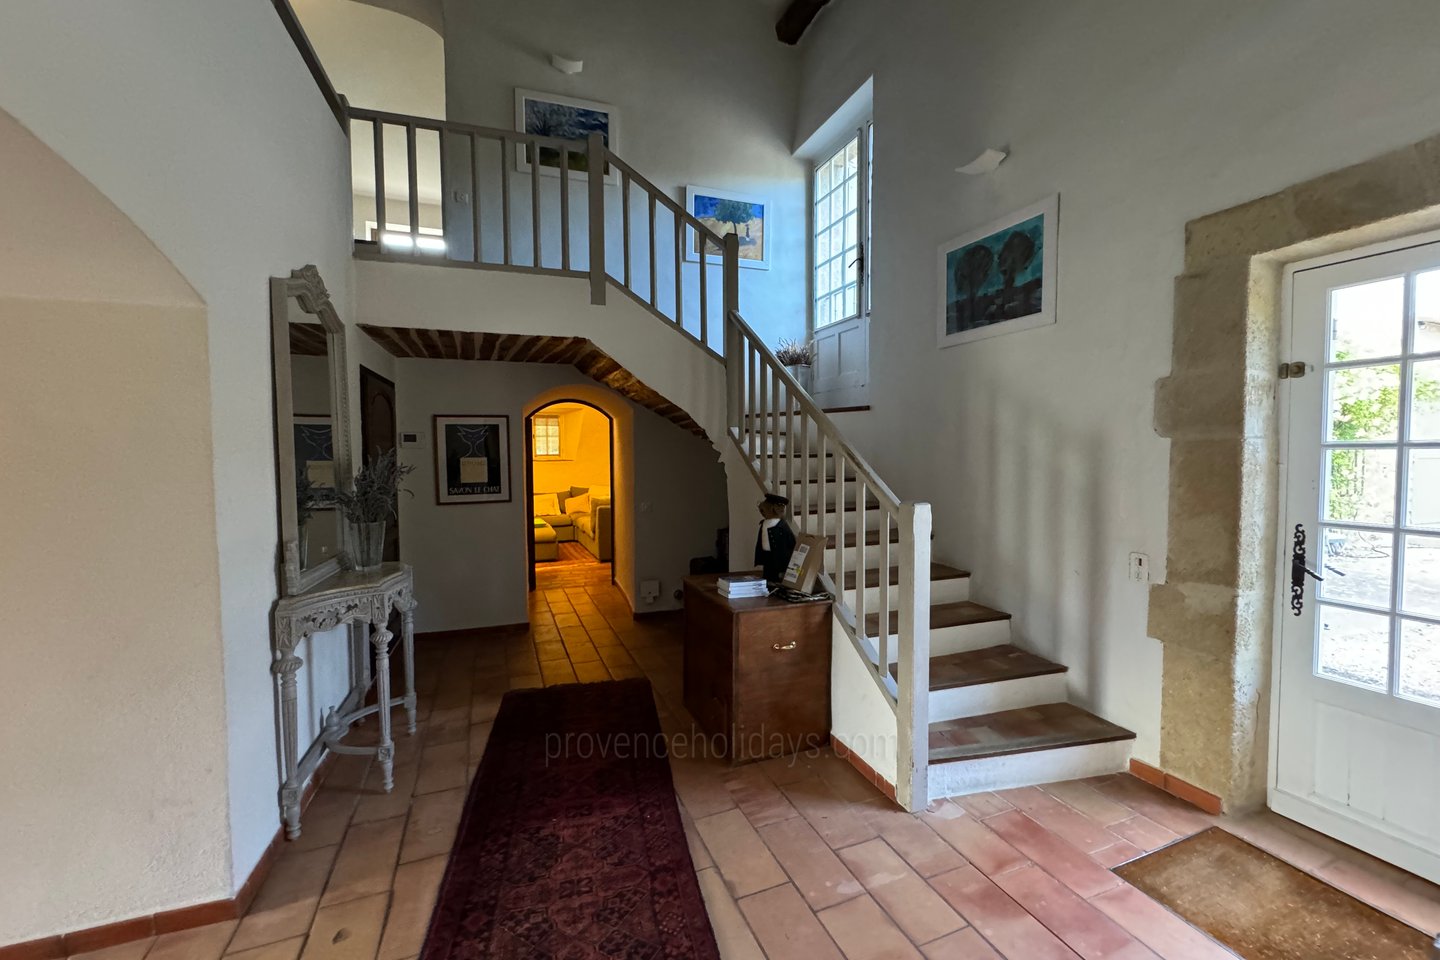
[0,0,357,925]
[0,109,227,946]
[797,0,1440,765]
[436,0,808,346]
[393,358,726,630]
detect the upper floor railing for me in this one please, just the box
[347,106,737,361]
[344,104,932,807]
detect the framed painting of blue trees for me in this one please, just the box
[937,194,1058,347]
[514,89,619,183]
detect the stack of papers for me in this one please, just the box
[718,574,769,599]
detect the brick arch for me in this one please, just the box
[1150,133,1440,810]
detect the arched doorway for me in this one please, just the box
[525,399,616,590]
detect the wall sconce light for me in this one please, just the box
[550,53,584,75]
[956,148,1007,175]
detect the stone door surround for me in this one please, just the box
[1150,134,1440,811]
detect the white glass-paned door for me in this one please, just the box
[1274,241,1440,885]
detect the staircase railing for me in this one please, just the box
[725,312,932,809]
[346,106,736,360]
[344,104,931,809]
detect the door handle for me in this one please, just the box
[772,641,797,651]
[1290,524,1323,616]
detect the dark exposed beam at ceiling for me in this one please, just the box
[776,0,831,44]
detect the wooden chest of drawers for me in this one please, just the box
[682,574,832,764]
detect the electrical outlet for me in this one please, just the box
[1129,552,1150,583]
[452,189,470,204]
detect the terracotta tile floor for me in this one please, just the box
[67,568,1440,959]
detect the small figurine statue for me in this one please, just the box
[754,493,796,584]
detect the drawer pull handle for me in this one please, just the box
[772,641,797,651]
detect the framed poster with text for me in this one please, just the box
[434,415,510,505]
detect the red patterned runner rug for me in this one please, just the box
[420,677,720,959]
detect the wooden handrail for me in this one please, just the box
[347,106,585,150]
[271,0,345,129]
[604,153,730,252]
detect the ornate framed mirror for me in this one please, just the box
[271,265,353,595]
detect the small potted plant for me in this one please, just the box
[776,338,814,393]
[334,448,414,573]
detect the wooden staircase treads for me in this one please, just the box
[843,563,969,591]
[891,644,1065,691]
[927,702,1134,764]
[866,600,1010,636]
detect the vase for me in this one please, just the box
[349,520,386,573]
[785,363,813,394]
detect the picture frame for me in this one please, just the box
[293,414,336,500]
[937,194,1058,348]
[434,415,511,505]
[514,88,619,184]
[684,185,770,270]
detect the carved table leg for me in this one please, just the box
[371,620,395,792]
[358,621,373,694]
[272,644,305,840]
[402,602,418,735]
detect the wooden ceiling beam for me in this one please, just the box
[775,0,830,44]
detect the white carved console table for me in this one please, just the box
[271,562,416,839]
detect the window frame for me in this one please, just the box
[533,414,562,459]
[811,120,873,333]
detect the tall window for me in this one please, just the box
[813,123,872,328]
[534,415,561,458]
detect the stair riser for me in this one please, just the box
[825,544,900,567]
[842,577,970,609]
[765,458,835,481]
[777,475,858,492]
[926,672,1067,724]
[926,739,1132,801]
[744,437,818,456]
[880,617,1012,663]
[814,509,885,535]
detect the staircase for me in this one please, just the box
[727,317,1135,808]
[343,104,1134,811]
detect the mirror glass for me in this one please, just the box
[288,312,342,573]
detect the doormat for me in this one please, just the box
[419,677,719,959]
[1115,827,1432,960]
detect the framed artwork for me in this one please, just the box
[434,415,511,505]
[293,415,336,498]
[937,194,1058,348]
[685,185,769,270]
[514,88,619,182]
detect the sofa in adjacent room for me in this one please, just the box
[532,486,612,561]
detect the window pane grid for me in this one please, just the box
[534,416,560,457]
[813,133,862,328]
[1314,269,1440,707]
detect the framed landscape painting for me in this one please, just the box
[937,194,1058,347]
[685,185,769,270]
[434,415,510,505]
[514,89,618,182]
